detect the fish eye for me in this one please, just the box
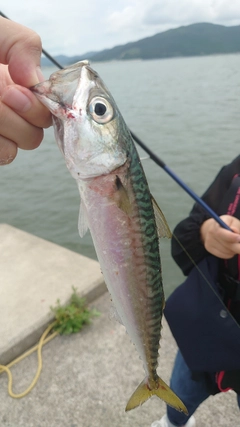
[89,96,114,124]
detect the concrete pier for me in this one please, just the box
[0,224,105,365]
[0,224,238,426]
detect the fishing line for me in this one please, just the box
[131,132,232,231]
[171,231,240,330]
[0,10,231,232]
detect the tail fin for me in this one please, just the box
[125,376,188,414]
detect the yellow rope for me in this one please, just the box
[0,321,58,398]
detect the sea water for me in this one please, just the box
[1,54,240,295]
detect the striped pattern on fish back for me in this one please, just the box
[127,134,165,378]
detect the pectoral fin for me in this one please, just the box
[113,175,132,215]
[151,195,172,238]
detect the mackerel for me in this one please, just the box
[32,61,187,414]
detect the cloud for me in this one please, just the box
[143,0,240,28]
[107,7,137,32]
[143,0,211,26]
[212,0,240,22]
[2,0,240,56]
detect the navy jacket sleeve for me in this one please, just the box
[171,155,240,276]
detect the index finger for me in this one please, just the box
[1,85,52,129]
[0,16,42,87]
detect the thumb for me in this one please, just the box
[0,16,43,87]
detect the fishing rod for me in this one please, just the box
[131,132,232,231]
[0,11,64,69]
[0,11,232,232]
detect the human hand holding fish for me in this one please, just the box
[0,17,51,165]
[32,61,187,415]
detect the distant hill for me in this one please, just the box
[41,23,240,67]
[90,23,240,61]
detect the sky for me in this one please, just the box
[2,0,240,57]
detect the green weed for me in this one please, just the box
[51,287,100,335]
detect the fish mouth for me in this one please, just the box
[31,79,61,113]
[32,80,52,97]
[31,60,91,110]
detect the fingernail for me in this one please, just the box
[0,156,15,166]
[2,87,32,113]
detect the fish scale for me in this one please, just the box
[32,60,188,415]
